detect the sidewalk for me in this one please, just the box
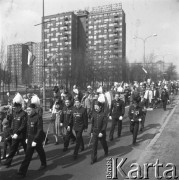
[136,98,179,179]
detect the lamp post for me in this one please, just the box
[133,34,157,66]
[34,0,55,111]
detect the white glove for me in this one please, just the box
[32,141,37,147]
[12,134,18,139]
[139,119,142,122]
[0,136,2,142]
[60,123,63,127]
[119,116,123,120]
[49,109,52,112]
[109,116,112,120]
[98,133,103,138]
[67,126,70,131]
[131,119,134,122]
[25,139,28,144]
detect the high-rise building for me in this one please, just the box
[7,44,28,86]
[87,3,126,83]
[42,3,126,87]
[43,11,79,87]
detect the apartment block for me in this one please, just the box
[87,3,126,82]
[7,44,28,86]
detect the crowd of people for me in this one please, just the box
[0,79,178,177]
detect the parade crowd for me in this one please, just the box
[0,79,178,177]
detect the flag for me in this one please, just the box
[142,67,147,74]
[27,49,36,66]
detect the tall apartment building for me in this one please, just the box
[7,44,28,86]
[43,12,78,87]
[42,3,126,87]
[87,4,126,83]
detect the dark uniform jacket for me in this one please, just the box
[90,110,108,134]
[161,91,169,101]
[128,104,143,122]
[11,109,27,140]
[109,99,125,118]
[69,106,88,131]
[138,100,147,116]
[26,112,45,144]
[60,105,73,128]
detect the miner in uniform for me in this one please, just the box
[17,96,46,177]
[138,94,147,132]
[128,97,143,145]
[109,92,125,141]
[2,93,27,168]
[68,98,88,160]
[161,88,169,111]
[60,98,76,152]
[90,101,108,164]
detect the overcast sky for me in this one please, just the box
[0,0,179,70]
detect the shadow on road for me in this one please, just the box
[36,174,73,180]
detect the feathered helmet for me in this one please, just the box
[13,93,24,107]
[29,95,40,108]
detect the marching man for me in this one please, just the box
[68,98,88,160]
[17,95,47,177]
[90,101,108,164]
[60,98,76,152]
[2,93,27,168]
[128,96,143,145]
[109,92,125,141]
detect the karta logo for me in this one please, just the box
[106,158,178,179]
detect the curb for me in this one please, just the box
[137,100,178,165]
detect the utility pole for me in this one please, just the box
[42,0,45,111]
[34,0,56,111]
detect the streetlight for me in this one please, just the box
[133,34,157,66]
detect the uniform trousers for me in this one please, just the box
[74,130,84,156]
[91,131,108,162]
[4,138,26,165]
[18,142,46,175]
[64,128,76,148]
[109,117,122,140]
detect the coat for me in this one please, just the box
[69,106,88,131]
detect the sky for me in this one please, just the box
[0,0,179,71]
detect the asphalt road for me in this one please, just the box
[0,102,175,180]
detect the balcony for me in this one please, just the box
[64,17,69,21]
[114,23,119,28]
[63,22,69,26]
[114,20,119,23]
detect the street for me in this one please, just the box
[0,100,177,180]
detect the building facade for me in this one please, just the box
[87,4,126,84]
[7,44,28,87]
[32,42,43,86]
[43,11,79,88]
[42,3,126,88]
